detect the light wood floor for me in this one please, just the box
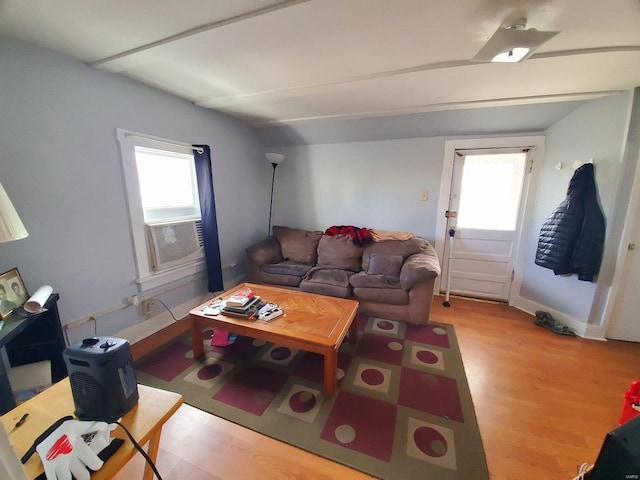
[114,296,640,480]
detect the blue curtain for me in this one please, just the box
[193,145,224,292]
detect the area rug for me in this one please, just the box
[136,315,488,480]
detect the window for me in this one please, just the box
[117,129,205,291]
[456,152,527,231]
[134,146,201,223]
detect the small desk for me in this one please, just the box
[1,379,182,480]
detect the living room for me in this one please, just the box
[1,1,640,479]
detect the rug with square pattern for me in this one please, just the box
[136,315,488,480]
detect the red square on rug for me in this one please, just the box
[356,313,369,331]
[320,390,396,461]
[354,333,404,366]
[405,323,451,349]
[136,341,194,382]
[399,368,464,422]
[294,351,351,386]
[213,364,289,416]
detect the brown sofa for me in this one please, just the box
[245,226,441,325]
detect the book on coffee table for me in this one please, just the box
[226,286,256,307]
[221,296,263,317]
[219,309,256,320]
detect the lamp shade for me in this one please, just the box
[266,153,285,166]
[0,182,28,243]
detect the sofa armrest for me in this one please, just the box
[399,246,441,290]
[246,236,283,266]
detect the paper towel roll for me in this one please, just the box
[24,285,53,313]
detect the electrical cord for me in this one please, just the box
[155,293,215,322]
[115,421,163,480]
[152,298,178,322]
[576,462,591,479]
[62,316,97,346]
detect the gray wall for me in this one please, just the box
[519,92,632,322]
[0,37,269,342]
[272,138,445,240]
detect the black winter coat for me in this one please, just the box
[535,163,605,281]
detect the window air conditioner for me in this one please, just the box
[146,219,204,272]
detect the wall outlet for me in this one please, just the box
[141,299,154,315]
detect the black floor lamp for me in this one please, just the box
[266,153,284,235]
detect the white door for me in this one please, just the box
[606,199,640,341]
[440,149,531,301]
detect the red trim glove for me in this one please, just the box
[34,419,109,480]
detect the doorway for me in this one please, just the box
[435,137,543,304]
[606,173,640,342]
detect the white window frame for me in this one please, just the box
[117,128,205,291]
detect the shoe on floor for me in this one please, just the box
[534,311,576,337]
[551,323,577,336]
[534,310,553,327]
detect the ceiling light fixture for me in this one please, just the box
[472,18,559,63]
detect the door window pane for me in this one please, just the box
[457,153,526,230]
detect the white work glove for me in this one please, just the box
[75,420,117,455]
[34,419,110,480]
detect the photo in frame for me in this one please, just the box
[0,268,29,319]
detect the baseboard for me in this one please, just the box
[582,323,608,342]
[510,294,591,338]
[129,318,190,361]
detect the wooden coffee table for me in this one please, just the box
[189,283,359,397]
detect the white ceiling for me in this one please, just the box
[1,0,640,127]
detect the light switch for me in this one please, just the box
[420,190,428,201]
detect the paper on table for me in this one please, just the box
[24,285,53,313]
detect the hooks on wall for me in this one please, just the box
[572,158,594,170]
[554,158,595,171]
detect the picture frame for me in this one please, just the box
[0,268,29,320]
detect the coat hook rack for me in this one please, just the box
[571,158,594,170]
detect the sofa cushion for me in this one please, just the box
[261,261,313,277]
[367,254,403,277]
[352,287,409,305]
[362,237,429,271]
[273,225,323,264]
[350,272,401,289]
[300,281,352,298]
[305,268,353,287]
[299,267,354,298]
[258,271,303,287]
[317,235,363,272]
[246,236,283,266]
